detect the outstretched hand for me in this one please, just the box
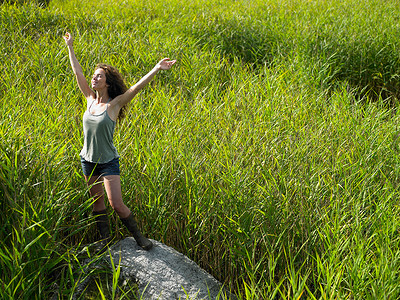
[63,32,73,47]
[157,58,176,70]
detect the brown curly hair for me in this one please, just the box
[95,63,128,122]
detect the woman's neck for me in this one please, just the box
[95,90,110,103]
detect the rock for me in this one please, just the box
[109,237,236,300]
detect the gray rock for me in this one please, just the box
[109,237,236,300]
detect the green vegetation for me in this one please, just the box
[1,0,400,298]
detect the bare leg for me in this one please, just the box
[103,175,152,250]
[85,175,106,212]
[103,175,131,218]
[85,175,111,252]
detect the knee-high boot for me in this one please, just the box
[93,209,112,252]
[120,213,153,250]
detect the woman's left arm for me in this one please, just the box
[114,58,176,109]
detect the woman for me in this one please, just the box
[64,32,176,251]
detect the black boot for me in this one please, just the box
[93,209,112,253]
[120,213,153,250]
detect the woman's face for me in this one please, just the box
[91,68,108,90]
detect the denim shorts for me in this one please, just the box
[80,157,120,177]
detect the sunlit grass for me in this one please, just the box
[2,0,400,298]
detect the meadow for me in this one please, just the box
[1,0,400,298]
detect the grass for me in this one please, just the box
[1,0,400,298]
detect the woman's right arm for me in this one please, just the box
[64,32,94,100]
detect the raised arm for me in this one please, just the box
[63,32,94,100]
[113,58,176,109]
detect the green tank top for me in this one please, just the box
[80,99,119,163]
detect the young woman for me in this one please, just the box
[64,32,176,251]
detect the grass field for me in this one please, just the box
[2,0,400,298]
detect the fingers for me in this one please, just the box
[64,32,72,41]
[160,58,175,63]
[159,58,176,68]
[167,60,177,68]
[63,32,74,46]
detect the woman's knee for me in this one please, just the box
[109,198,130,216]
[109,198,124,211]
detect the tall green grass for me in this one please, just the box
[2,0,400,298]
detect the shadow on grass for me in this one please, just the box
[188,12,400,103]
[189,16,290,68]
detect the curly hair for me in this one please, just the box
[95,63,128,122]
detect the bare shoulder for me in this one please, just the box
[85,94,96,108]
